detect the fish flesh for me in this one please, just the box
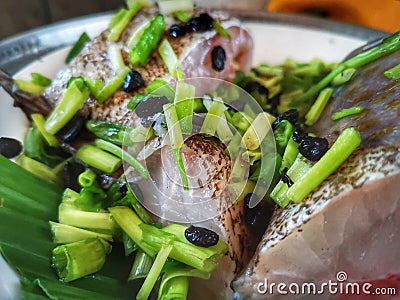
[232,45,400,299]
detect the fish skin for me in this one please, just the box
[232,48,400,299]
[42,8,252,127]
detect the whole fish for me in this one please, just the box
[231,45,400,299]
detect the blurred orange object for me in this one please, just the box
[267,0,400,33]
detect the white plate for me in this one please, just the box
[0,13,380,300]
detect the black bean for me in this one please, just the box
[184,225,219,248]
[292,124,307,143]
[211,46,226,72]
[244,193,272,234]
[272,109,299,130]
[0,137,22,158]
[244,81,262,94]
[119,182,128,198]
[169,24,189,37]
[281,168,294,187]
[298,136,329,161]
[186,13,214,33]
[123,70,144,93]
[135,96,169,118]
[57,115,87,142]
[63,161,85,192]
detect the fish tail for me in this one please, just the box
[0,68,52,117]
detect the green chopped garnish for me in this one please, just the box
[332,106,365,121]
[305,87,334,126]
[384,63,400,80]
[65,32,91,64]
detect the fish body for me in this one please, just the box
[232,47,400,299]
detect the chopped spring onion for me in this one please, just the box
[292,31,400,106]
[305,87,334,126]
[49,221,113,244]
[65,32,91,64]
[128,93,147,110]
[172,10,192,22]
[128,249,154,281]
[274,120,293,153]
[126,182,154,225]
[78,169,97,187]
[76,144,122,174]
[158,0,194,15]
[51,237,112,282]
[130,14,166,66]
[108,43,126,71]
[108,5,142,42]
[332,68,356,86]
[130,124,154,143]
[127,0,154,8]
[287,128,361,203]
[242,112,275,151]
[174,81,195,134]
[332,106,365,121]
[31,113,59,147]
[95,138,149,179]
[96,67,131,103]
[163,103,184,149]
[136,244,173,300]
[159,38,183,79]
[44,78,90,134]
[15,79,45,95]
[200,100,225,136]
[86,120,132,146]
[31,73,52,87]
[16,154,61,184]
[126,18,151,49]
[146,79,175,101]
[212,21,231,39]
[384,63,400,79]
[280,137,299,173]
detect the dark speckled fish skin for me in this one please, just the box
[309,49,400,149]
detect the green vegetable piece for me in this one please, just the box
[127,18,151,49]
[96,67,131,103]
[49,221,113,244]
[128,93,148,110]
[127,182,154,224]
[250,152,282,182]
[51,237,112,282]
[62,188,80,204]
[123,231,138,256]
[146,79,175,101]
[31,113,59,147]
[231,111,253,133]
[174,81,195,134]
[31,73,52,87]
[332,68,355,86]
[84,77,105,97]
[332,106,365,121]
[158,0,194,15]
[16,155,61,184]
[274,120,293,153]
[129,249,154,281]
[252,64,283,77]
[76,144,122,174]
[164,103,188,189]
[65,32,91,64]
[130,14,166,66]
[86,120,132,146]
[384,63,400,80]
[172,10,192,22]
[95,138,149,179]
[58,202,119,235]
[108,5,142,42]
[287,128,361,203]
[305,87,334,126]
[158,275,189,300]
[45,78,90,135]
[130,124,154,143]
[242,112,275,151]
[127,0,153,8]
[159,38,183,78]
[293,31,400,106]
[74,185,106,212]
[15,79,45,95]
[200,100,225,136]
[213,21,231,39]
[280,137,299,173]
[136,244,173,300]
